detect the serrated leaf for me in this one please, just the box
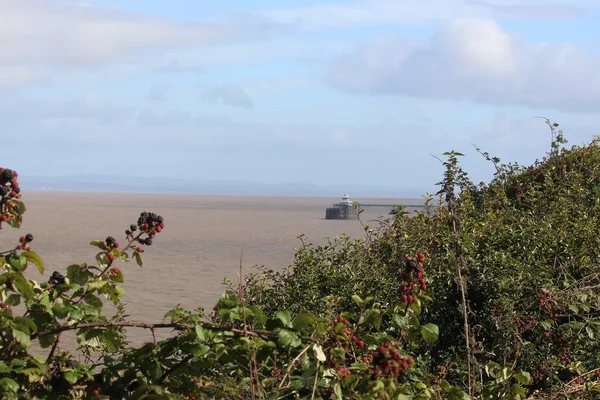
[67,264,90,286]
[420,323,439,344]
[22,251,44,274]
[64,371,79,385]
[87,279,107,292]
[12,328,31,347]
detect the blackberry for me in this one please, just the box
[13,205,20,213]
[25,233,33,242]
[138,212,149,226]
[49,271,66,285]
[156,215,163,224]
[137,238,145,244]
[130,224,137,232]
[13,187,19,194]
[144,238,152,246]
[0,186,9,196]
[65,360,76,369]
[1,169,14,181]
[406,260,418,271]
[105,236,116,246]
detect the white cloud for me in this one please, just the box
[0,0,274,69]
[328,18,600,113]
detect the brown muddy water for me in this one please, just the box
[7,191,422,354]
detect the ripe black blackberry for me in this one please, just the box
[1,169,14,181]
[156,215,163,225]
[0,186,9,196]
[144,238,152,246]
[25,233,33,242]
[13,187,20,194]
[406,260,418,272]
[138,212,149,226]
[130,224,137,232]
[13,205,20,213]
[105,236,116,246]
[49,271,66,285]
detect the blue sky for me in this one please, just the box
[2,0,600,195]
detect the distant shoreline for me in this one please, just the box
[22,188,427,202]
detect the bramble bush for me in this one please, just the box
[0,119,599,399]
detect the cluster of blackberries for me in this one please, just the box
[397,253,427,304]
[1,169,15,182]
[0,168,22,226]
[49,271,66,285]
[127,211,164,247]
[368,342,413,380]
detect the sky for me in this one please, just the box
[2,0,600,196]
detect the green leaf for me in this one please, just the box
[84,294,103,310]
[333,383,343,399]
[13,317,37,333]
[278,329,301,348]
[13,274,34,300]
[511,383,526,396]
[87,279,107,292]
[148,360,163,380]
[359,309,381,330]
[420,323,439,344]
[135,252,143,267]
[64,371,79,385]
[90,240,106,250]
[5,294,21,306]
[103,329,121,351]
[16,201,26,215]
[6,253,27,272]
[38,333,57,349]
[276,310,292,328]
[12,328,31,347]
[514,370,532,386]
[96,253,109,268]
[249,306,267,325]
[111,269,125,283]
[351,294,364,307]
[0,378,19,393]
[67,264,90,286]
[22,251,44,274]
[292,313,315,331]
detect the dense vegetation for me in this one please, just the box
[1,120,599,399]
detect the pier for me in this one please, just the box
[325,194,428,220]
